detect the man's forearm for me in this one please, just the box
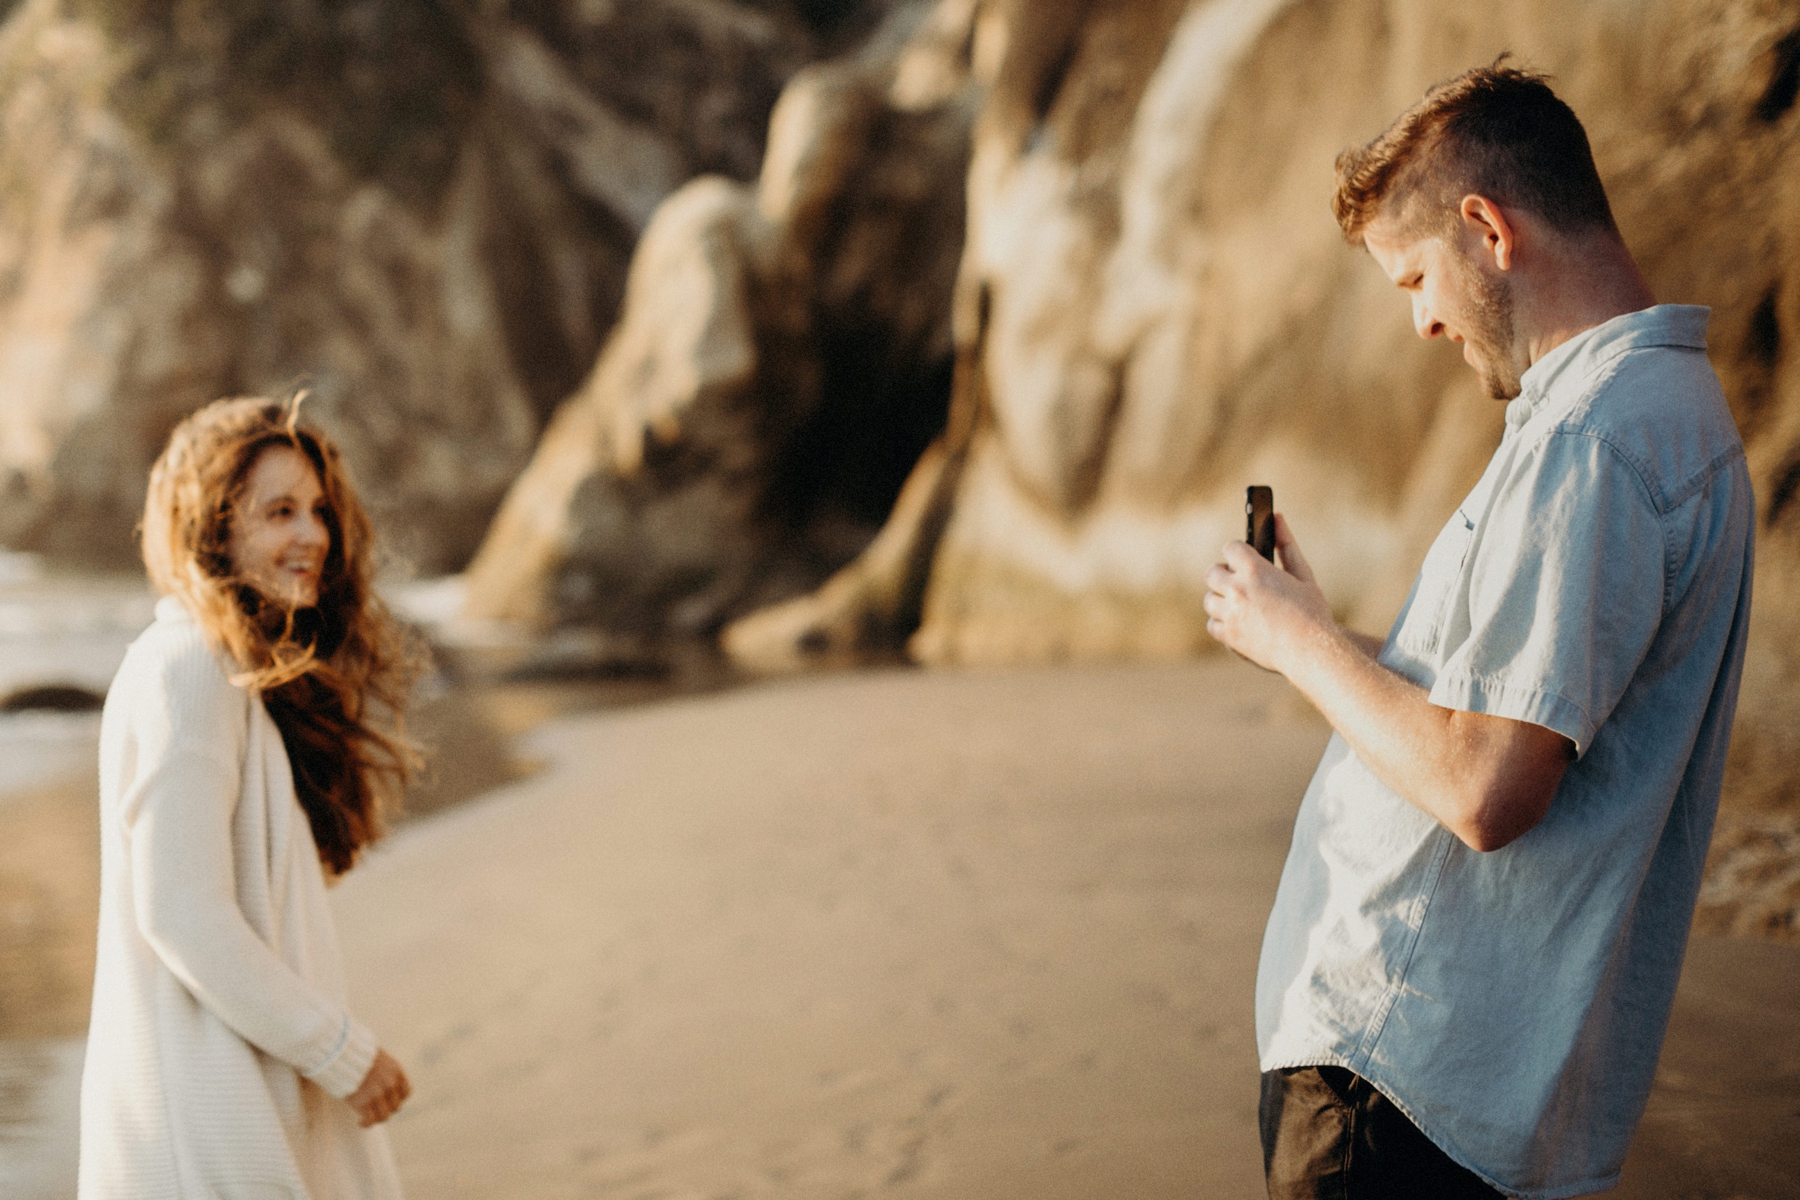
[1275,620,1567,852]
[1203,531,1571,850]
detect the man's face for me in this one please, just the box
[1363,217,1521,400]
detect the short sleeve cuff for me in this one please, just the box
[1428,670,1595,756]
[302,1013,380,1100]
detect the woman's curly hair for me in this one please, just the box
[142,395,424,875]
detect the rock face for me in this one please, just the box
[717,0,1800,813]
[0,0,867,571]
[460,0,976,640]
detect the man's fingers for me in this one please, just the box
[1272,514,1316,583]
[1220,538,1262,570]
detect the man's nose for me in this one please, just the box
[1412,294,1444,340]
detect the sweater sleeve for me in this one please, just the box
[121,630,380,1100]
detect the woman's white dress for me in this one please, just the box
[79,596,405,1199]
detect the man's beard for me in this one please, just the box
[1455,254,1520,400]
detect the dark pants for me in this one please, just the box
[1260,1066,1507,1200]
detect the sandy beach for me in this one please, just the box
[4,657,1797,1197]
[330,660,1320,1199]
[332,659,1796,1199]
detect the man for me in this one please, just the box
[1203,63,1755,1199]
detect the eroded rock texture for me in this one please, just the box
[0,0,875,570]
[460,0,976,642]
[721,0,1800,814]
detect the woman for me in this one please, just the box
[81,397,420,1199]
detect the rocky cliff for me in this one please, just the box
[9,0,1795,837]
[460,0,976,643]
[723,1,1800,823]
[0,0,878,570]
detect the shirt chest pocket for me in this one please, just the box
[1394,509,1476,658]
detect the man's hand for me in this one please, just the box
[1202,511,1573,851]
[348,1049,411,1127]
[1203,514,1336,672]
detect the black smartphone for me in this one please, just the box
[1246,486,1275,561]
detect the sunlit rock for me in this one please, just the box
[0,0,847,570]
[463,0,976,639]
[730,0,1800,813]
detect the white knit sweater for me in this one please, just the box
[79,596,404,1199]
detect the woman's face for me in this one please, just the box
[227,445,331,608]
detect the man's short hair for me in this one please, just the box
[1332,60,1618,245]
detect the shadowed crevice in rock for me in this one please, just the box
[765,90,970,534]
[1733,283,1784,443]
[769,323,955,533]
[460,0,974,646]
[723,277,991,669]
[1756,25,1800,123]
[1030,21,1084,129]
[1749,284,1782,373]
[1768,455,1800,528]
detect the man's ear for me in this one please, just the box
[1459,194,1516,271]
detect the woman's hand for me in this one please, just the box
[348,1049,411,1127]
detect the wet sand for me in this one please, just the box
[4,659,1798,1197]
[0,763,101,1044]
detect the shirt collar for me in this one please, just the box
[1504,304,1711,430]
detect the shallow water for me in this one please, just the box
[0,561,153,694]
[0,557,148,796]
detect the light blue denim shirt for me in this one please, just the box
[1255,305,1755,1199]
